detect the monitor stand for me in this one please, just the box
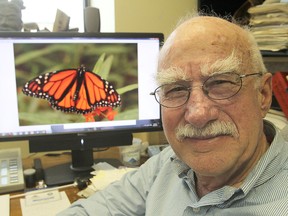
[44,149,123,186]
[29,132,132,186]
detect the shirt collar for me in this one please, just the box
[170,156,190,178]
[241,120,287,192]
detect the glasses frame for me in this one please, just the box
[150,72,263,108]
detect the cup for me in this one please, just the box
[120,138,142,167]
[23,168,36,188]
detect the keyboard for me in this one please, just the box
[0,148,24,194]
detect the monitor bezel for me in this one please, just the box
[0,32,164,144]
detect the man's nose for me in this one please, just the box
[184,87,219,128]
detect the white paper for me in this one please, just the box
[0,194,10,216]
[78,166,137,198]
[20,191,70,216]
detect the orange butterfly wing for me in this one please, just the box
[84,71,120,105]
[22,66,121,114]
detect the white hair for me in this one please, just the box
[156,13,267,87]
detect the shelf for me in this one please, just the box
[261,50,288,57]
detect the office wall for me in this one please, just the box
[115,0,198,38]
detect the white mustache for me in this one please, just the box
[176,121,239,141]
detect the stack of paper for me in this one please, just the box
[248,1,288,51]
[265,109,288,129]
[77,162,137,198]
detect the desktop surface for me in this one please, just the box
[9,147,127,216]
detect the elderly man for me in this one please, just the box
[58,15,288,215]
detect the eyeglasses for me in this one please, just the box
[150,72,262,108]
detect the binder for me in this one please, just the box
[272,71,288,119]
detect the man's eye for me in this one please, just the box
[167,86,186,93]
[164,86,188,98]
[207,79,237,87]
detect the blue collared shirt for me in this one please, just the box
[58,121,288,215]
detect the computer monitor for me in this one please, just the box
[0,32,164,185]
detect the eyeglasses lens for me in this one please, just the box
[154,73,243,108]
[204,73,242,100]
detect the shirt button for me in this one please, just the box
[193,207,200,213]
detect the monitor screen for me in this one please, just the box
[0,32,163,185]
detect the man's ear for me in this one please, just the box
[260,73,273,117]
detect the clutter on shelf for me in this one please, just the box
[248,0,288,51]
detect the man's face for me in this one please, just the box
[159,18,272,181]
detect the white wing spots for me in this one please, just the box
[35,78,41,84]
[109,88,115,94]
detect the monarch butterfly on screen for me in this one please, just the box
[22,65,121,114]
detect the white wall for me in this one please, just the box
[90,0,115,32]
[22,0,84,31]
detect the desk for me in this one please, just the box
[10,147,122,216]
